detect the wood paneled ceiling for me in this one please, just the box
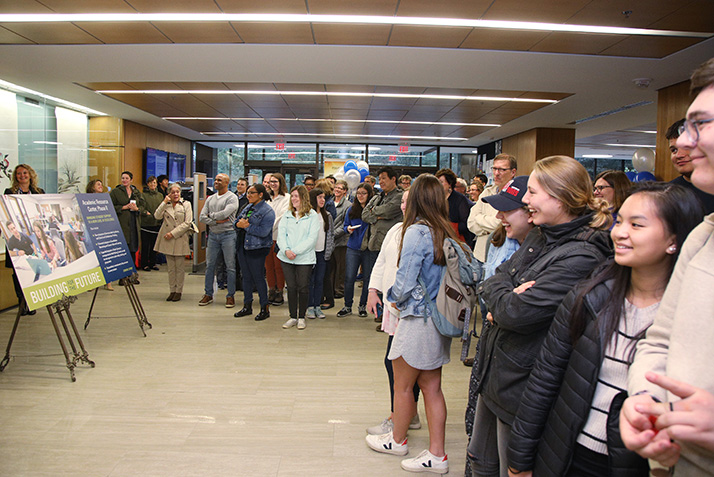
[0,0,711,58]
[81,81,570,141]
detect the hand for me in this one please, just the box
[347,227,354,234]
[367,289,382,316]
[235,218,249,229]
[163,196,171,203]
[164,232,174,240]
[620,392,681,467]
[513,280,536,294]
[128,202,138,211]
[486,312,494,324]
[216,218,228,224]
[285,250,297,260]
[644,372,714,453]
[508,470,532,477]
[17,250,25,256]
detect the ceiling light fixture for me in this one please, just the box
[0,13,710,38]
[201,132,467,141]
[102,89,556,104]
[0,79,107,116]
[582,154,613,158]
[162,116,500,128]
[604,143,656,148]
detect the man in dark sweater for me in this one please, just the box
[667,118,714,215]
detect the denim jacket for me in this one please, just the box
[386,224,445,319]
[238,200,275,251]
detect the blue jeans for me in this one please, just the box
[238,246,270,307]
[308,251,327,308]
[205,231,236,297]
[344,247,371,308]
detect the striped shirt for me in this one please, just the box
[576,299,659,454]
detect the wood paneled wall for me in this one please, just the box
[123,121,191,187]
[501,128,575,175]
[656,80,691,182]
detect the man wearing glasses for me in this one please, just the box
[467,154,517,262]
[666,118,714,215]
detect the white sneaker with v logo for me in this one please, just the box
[365,431,408,456]
[401,449,448,474]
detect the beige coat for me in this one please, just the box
[153,200,193,257]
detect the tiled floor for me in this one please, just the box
[0,266,474,476]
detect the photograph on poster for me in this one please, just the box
[1,193,104,309]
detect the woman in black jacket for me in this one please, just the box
[506,182,703,477]
[469,156,613,477]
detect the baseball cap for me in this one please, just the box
[482,175,529,211]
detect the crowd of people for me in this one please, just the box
[3,57,713,477]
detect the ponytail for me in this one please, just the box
[588,197,613,230]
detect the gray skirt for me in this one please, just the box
[388,314,451,370]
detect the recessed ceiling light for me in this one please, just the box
[104,89,556,104]
[0,13,709,38]
[201,132,467,141]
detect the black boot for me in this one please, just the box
[254,305,270,321]
[234,305,253,317]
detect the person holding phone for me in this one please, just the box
[110,170,144,281]
[337,182,374,318]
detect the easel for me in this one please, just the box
[0,296,95,382]
[84,277,152,337]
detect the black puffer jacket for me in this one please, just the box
[507,275,649,476]
[476,213,612,424]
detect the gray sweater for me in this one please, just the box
[199,191,239,234]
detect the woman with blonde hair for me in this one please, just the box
[153,183,193,301]
[366,174,467,474]
[6,164,44,194]
[594,170,631,220]
[266,172,289,306]
[469,156,613,477]
[277,185,319,330]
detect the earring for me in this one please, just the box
[667,245,677,254]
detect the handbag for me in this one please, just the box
[190,220,199,234]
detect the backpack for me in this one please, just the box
[418,237,483,338]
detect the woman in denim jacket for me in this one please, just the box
[233,184,276,322]
[366,174,467,475]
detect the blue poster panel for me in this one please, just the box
[0,193,135,310]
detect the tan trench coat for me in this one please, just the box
[153,200,193,257]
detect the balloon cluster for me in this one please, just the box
[628,148,656,182]
[334,160,369,189]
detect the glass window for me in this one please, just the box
[367,145,432,167]
[319,144,366,177]
[247,143,316,164]
[216,146,245,188]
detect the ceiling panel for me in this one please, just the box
[599,36,702,58]
[222,83,279,91]
[483,0,590,23]
[366,110,408,120]
[215,0,308,14]
[104,95,188,116]
[0,23,102,44]
[369,97,420,110]
[0,26,33,43]
[395,0,491,18]
[327,97,374,109]
[647,0,714,32]
[231,23,314,44]
[168,119,237,131]
[78,22,173,44]
[459,29,548,51]
[313,24,390,46]
[388,25,472,48]
[38,0,134,13]
[307,0,398,15]
[288,106,333,117]
[530,32,627,55]
[329,109,370,119]
[155,23,242,43]
[125,82,183,90]
[124,0,222,13]
[0,1,52,13]
[565,0,679,28]
[83,82,136,91]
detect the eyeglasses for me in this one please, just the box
[355,191,368,196]
[678,117,714,144]
[593,185,613,192]
[246,190,258,195]
[492,167,513,173]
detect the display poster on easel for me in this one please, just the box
[0,192,135,310]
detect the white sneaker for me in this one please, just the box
[297,318,306,330]
[410,413,422,430]
[401,450,448,474]
[367,417,393,435]
[305,307,316,319]
[282,318,298,329]
[365,431,408,456]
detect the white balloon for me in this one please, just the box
[338,166,345,175]
[632,147,655,173]
[334,171,344,180]
[356,160,369,172]
[344,169,361,189]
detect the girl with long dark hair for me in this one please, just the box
[506,182,703,477]
[306,188,334,319]
[366,174,467,475]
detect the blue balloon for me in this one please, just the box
[635,171,656,182]
[625,171,637,181]
[344,160,358,172]
[359,167,369,181]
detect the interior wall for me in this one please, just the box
[123,120,192,187]
[501,128,575,175]
[656,80,690,182]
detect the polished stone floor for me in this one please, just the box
[0,265,474,476]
